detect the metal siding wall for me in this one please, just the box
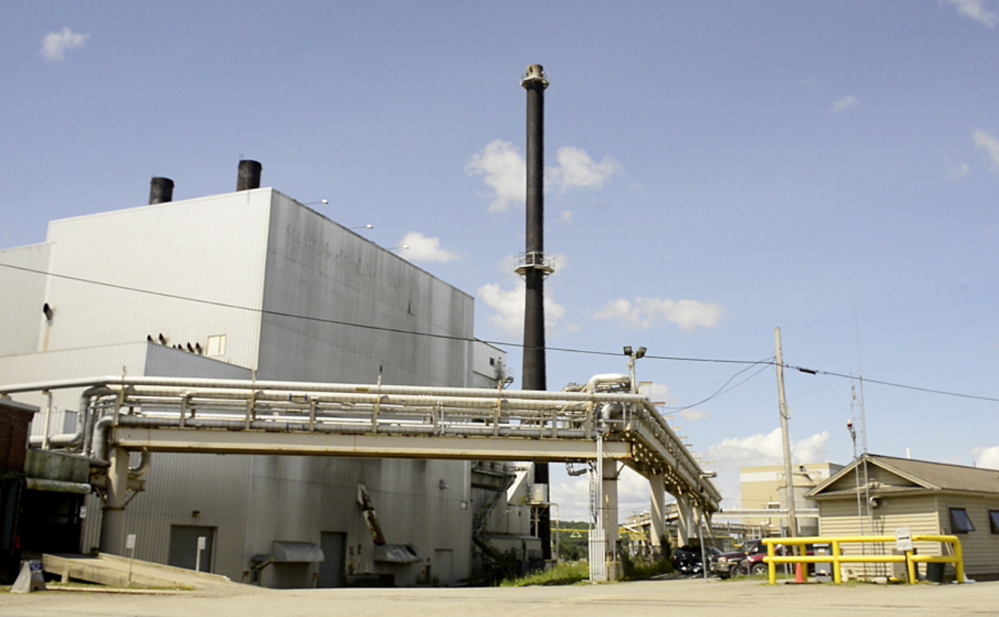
[39,191,272,371]
[0,343,149,436]
[122,453,253,580]
[248,195,476,585]
[257,195,473,387]
[0,244,51,356]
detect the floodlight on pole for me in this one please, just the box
[623,345,647,394]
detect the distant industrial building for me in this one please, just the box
[738,462,843,536]
[0,162,526,587]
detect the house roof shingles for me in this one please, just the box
[809,454,999,498]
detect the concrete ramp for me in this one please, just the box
[42,553,254,591]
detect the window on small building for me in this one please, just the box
[949,508,975,534]
[989,510,999,534]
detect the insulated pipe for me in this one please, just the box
[25,385,111,453]
[80,386,113,455]
[1,376,651,403]
[584,373,630,391]
[113,414,588,440]
[101,387,603,412]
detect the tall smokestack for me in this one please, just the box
[148,177,174,204]
[236,160,262,191]
[518,63,553,561]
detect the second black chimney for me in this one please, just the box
[148,177,174,204]
[237,160,262,191]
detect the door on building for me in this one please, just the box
[168,525,216,572]
[317,531,346,588]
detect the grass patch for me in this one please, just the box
[499,562,590,587]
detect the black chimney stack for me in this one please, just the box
[518,63,553,561]
[148,177,174,204]
[237,160,262,191]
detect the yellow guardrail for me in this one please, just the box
[762,535,964,585]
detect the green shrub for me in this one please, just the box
[499,562,589,587]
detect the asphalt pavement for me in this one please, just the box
[2,576,996,617]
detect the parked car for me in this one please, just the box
[737,540,812,576]
[735,539,783,575]
[672,545,726,577]
[711,548,746,579]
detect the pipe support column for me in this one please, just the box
[649,473,666,559]
[99,446,129,555]
[601,458,620,580]
[676,494,695,548]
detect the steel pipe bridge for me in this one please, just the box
[3,375,721,578]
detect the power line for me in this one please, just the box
[0,261,766,365]
[662,356,774,413]
[3,261,998,404]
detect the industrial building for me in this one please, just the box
[0,162,526,587]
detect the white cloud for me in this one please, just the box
[973,129,999,171]
[560,210,574,223]
[678,409,710,423]
[466,141,621,213]
[398,231,460,264]
[593,297,725,332]
[706,428,830,471]
[944,0,998,28]
[972,445,999,470]
[829,95,860,114]
[643,383,676,406]
[476,283,570,338]
[477,283,524,335]
[41,27,90,62]
[465,140,526,213]
[549,146,622,192]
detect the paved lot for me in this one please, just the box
[2,577,996,617]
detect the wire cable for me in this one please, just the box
[3,261,998,404]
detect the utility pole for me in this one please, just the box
[774,327,798,540]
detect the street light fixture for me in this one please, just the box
[623,346,647,394]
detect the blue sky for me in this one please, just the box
[3,1,999,519]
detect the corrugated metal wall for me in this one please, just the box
[0,243,51,356]
[257,193,474,387]
[40,190,272,371]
